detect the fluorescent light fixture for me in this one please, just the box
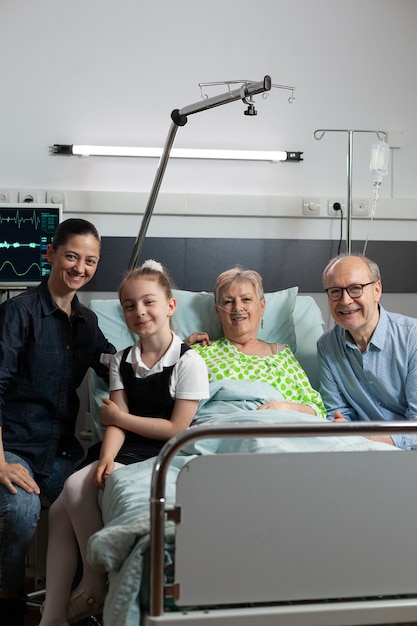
[52,144,303,162]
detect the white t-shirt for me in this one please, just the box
[109,332,209,400]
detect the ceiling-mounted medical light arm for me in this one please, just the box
[128,75,279,270]
[198,79,296,106]
[171,75,272,126]
[51,75,298,271]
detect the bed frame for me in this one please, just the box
[144,421,417,626]
[88,293,417,626]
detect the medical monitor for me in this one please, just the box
[0,203,62,289]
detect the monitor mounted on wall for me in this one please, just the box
[0,203,62,289]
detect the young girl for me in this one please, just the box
[39,260,209,626]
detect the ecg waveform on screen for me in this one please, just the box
[0,260,41,278]
[0,206,60,285]
[0,209,45,230]
[0,241,40,249]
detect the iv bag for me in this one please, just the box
[370,141,389,178]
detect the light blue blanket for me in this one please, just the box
[88,380,395,626]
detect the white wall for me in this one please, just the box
[1,0,417,290]
[1,0,416,196]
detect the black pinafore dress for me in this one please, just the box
[114,342,191,464]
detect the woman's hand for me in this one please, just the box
[100,397,122,427]
[257,401,292,411]
[257,400,315,416]
[0,461,40,495]
[184,332,211,347]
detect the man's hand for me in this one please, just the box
[0,461,40,495]
[333,410,394,445]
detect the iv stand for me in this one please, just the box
[128,76,273,269]
[313,128,386,254]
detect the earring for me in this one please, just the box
[261,317,264,330]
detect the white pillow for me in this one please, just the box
[259,287,298,350]
[172,290,223,342]
[172,286,298,351]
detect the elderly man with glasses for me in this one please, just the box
[317,253,417,449]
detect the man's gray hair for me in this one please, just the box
[322,253,381,287]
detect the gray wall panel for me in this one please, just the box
[84,237,417,293]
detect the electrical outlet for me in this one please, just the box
[352,199,369,217]
[46,190,65,207]
[302,197,321,216]
[0,189,11,203]
[18,189,46,203]
[327,199,345,217]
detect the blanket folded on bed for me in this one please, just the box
[183,380,396,454]
[88,380,396,626]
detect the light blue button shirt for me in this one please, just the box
[318,306,417,449]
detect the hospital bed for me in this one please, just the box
[87,288,417,626]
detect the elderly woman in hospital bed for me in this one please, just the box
[189,266,326,419]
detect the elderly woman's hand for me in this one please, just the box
[257,400,315,416]
[184,332,211,347]
[257,401,292,411]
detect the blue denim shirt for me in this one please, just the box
[318,306,417,450]
[0,279,116,476]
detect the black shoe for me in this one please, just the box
[0,597,26,626]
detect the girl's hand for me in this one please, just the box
[94,458,115,490]
[100,397,122,426]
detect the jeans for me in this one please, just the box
[0,451,81,593]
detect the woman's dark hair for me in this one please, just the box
[52,218,100,250]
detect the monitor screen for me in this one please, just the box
[0,203,62,288]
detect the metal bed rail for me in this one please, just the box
[149,420,417,617]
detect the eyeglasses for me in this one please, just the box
[325,281,376,301]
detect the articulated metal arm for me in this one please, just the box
[128,76,272,269]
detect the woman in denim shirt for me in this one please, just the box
[0,218,115,625]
